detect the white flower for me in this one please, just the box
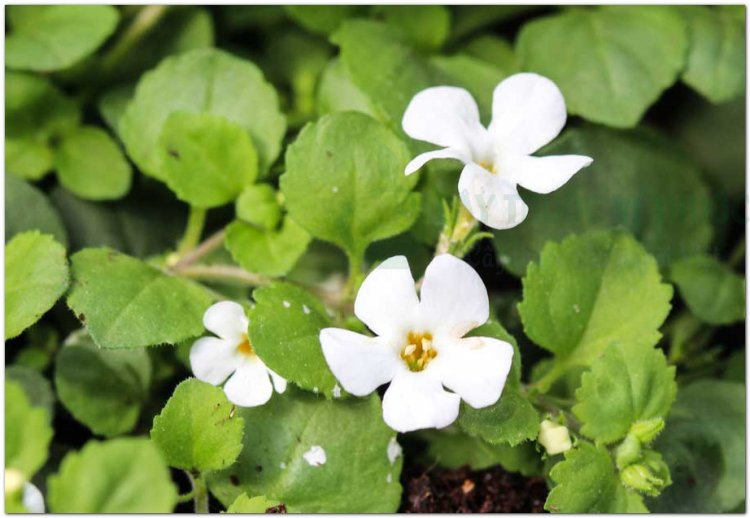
[402,72,593,230]
[538,419,572,455]
[190,301,287,407]
[320,254,514,433]
[22,483,44,514]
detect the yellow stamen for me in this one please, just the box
[237,335,255,357]
[401,331,437,372]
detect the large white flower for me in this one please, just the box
[402,72,593,230]
[319,254,514,433]
[190,301,287,407]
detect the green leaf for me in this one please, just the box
[6,5,119,72]
[50,184,185,258]
[249,283,336,395]
[5,231,69,340]
[517,6,688,127]
[150,378,244,471]
[652,380,745,513]
[518,231,673,383]
[47,437,177,513]
[208,390,402,513]
[120,48,285,179]
[235,184,281,230]
[5,380,53,478]
[226,494,282,513]
[546,442,647,513]
[158,112,258,208]
[494,126,714,276]
[573,341,676,444]
[670,254,745,325]
[98,84,134,132]
[461,35,520,73]
[316,58,379,118]
[281,112,419,259]
[6,365,55,420]
[5,174,67,246]
[332,20,437,139]
[457,322,540,445]
[375,5,451,52]
[423,428,542,476]
[6,138,54,180]
[225,218,310,277]
[55,336,151,437]
[66,248,213,348]
[681,6,745,103]
[284,5,361,35]
[55,126,133,201]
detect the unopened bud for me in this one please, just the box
[615,434,642,470]
[620,457,670,497]
[629,418,665,445]
[538,419,572,455]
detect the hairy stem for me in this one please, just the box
[170,229,226,272]
[186,471,209,514]
[178,265,271,287]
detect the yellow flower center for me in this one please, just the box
[401,331,437,372]
[479,160,497,174]
[237,335,255,357]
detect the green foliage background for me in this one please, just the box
[4,4,745,513]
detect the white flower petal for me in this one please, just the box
[419,254,489,339]
[203,301,248,341]
[405,148,469,175]
[354,255,419,338]
[190,336,240,386]
[503,153,593,194]
[489,73,567,156]
[458,163,529,230]
[402,86,490,157]
[381,371,461,432]
[223,359,273,407]
[320,328,399,396]
[435,336,514,408]
[268,368,288,394]
[22,483,44,514]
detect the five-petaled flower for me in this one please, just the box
[190,301,287,407]
[402,72,593,230]
[319,254,514,432]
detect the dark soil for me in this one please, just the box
[400,465,548,513]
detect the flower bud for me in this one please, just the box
[538,419,572,455]
[629,417,665,445]
[620,455,671,497]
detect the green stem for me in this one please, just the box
[175,207,207,260]
[728,237,745,268]
[177,265,271,288]
[170,229,226,272]
[529,361,568,395]
[345,252,364,301]
[99,5,169,74]
[176,491,195,504]
[187,472,209,514]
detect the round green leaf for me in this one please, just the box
[6,5,119,72]
[158,112,258,208]
[55,126,133,201]
[208,390,402,513]
[226,494,282,513]
[150,378,244,471]
[55,338,151,437]
[518,231,673,378]
[235,184,281,230]
[47,438,177,513]
[681,6,745,103]
[119,48,285,179]
[316,58,378,119]
[282,112,419,259]
[66,248,213,349]
[5,379,53,478]
[375,5,451,52]
[5,174,67,246]
[517,6,688,127]
[225,218,310,278]
[493,126,714,276]
[6,72,80,140]
[573,341,677,444]
[6,365,55,420]
[249,283,336,395]
[5,231,69,340]
[284,5,361,35]
[670,254,745,325]
[6,138,54,181]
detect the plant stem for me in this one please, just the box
[100,5,169,75]
[170,229,227,272]
[178,265,271,288]
[187,471,209,514]
[728,236,745,268]
[174,207,207,261]
[435,203,479,257]
[344,252,364,301]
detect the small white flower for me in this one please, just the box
[190,301,287,407]
[538,419,572,455]
[303,445,327,466]
[402,72,593,230]
[22,483,44,514]
[320,254,514,433]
